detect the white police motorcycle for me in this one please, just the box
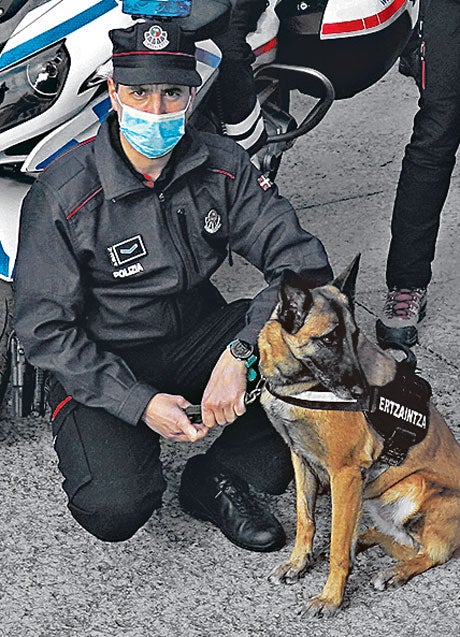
[0,0,419,412]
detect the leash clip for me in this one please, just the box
[244,378,265,405]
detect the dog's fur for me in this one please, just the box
[258,258,460,617]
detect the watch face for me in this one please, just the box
[230,339,254,360]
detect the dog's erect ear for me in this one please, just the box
[332,254,361,304]
[277,269,314,334]
[357,333,397,386]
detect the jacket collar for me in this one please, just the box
[94,115,210,201]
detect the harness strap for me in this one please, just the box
[264,382,375,412]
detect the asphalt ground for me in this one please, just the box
[0,65,459,636]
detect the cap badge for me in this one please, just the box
[204,209,222,234]
[143,25,169,51]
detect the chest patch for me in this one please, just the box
[204,209,222,234]
[107,234,147,267]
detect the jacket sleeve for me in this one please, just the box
[227,148,333,345]
[13,180,156,425]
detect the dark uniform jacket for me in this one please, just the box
[14,117,332,425]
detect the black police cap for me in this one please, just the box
[109,20,202,87]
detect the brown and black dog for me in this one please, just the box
[258,257,460,617]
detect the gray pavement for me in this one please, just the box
[0,66,459,636]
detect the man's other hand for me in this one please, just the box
[143,394,209,442]
[201,348,247,428]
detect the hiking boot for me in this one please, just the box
[179,454,286,552]
[376,287,427,348]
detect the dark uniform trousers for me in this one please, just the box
[49,298,293,542]
[386,0,460,288]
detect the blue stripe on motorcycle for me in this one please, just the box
[36,139,79,171]
[195,47,220,70]
[0,241,10,278]
[92,97,112,122]
[0,0,118,72]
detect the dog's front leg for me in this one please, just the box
[304,467,363,617]
[269,451,318,585]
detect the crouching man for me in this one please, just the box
[14,20,332,550]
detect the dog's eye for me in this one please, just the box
[319,331,338,346]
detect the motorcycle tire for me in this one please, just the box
[0,278,13,410]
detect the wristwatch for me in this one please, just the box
[228,339,254,361]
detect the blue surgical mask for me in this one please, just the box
[116,93,191,159]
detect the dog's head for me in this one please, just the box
[259,256,396,399]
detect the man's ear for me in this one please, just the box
[107,77,118,112]
[332,254,361,305]
[185,87,196,122]
[277,269,314,334]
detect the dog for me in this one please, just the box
[257,256,460,617]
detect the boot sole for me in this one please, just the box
[376,304,427,348]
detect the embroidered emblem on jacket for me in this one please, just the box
[204,209,222,234]
[257,174,273,191]
[107,234,147,267]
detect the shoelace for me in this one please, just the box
[384,288,426,320]
[214,476,266,519]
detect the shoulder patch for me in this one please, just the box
[257,174,273,190]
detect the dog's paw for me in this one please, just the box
[302,594,341,619]
[268,554,313,585]
[372,567,406,591]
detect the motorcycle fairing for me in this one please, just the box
[321,0,419,39]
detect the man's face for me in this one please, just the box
[108,79,194,117]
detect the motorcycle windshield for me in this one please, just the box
[0,1,51,52]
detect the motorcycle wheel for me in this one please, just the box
[0,279,13,409]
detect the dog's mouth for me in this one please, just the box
[274,355,368,401]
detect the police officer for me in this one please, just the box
[14,20,332,550]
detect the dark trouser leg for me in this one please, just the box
[49,380,165,542]
[123,299,293,495]
[213,0,268,154]
[49,297,292,541]
[386,0,460,288]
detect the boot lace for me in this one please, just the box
[383,288,426,321]
[214,476,265,519]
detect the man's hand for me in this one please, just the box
[143,393,209,442]
[201,348,247,428]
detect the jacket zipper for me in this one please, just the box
[176,208,200,273]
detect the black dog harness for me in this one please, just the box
[265,363,432,466]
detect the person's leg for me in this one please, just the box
[163,299,293,494]
[49,379,165,542]
[157,298,292,551]
[213,0,268,156]
[386,2,460,288]
[378,0,460,346]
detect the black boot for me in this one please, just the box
[179,454,286,552]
